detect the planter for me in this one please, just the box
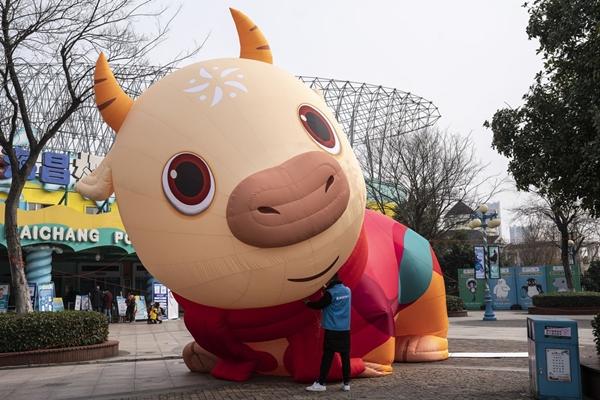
[581,355,600,400]
[0,340,119,367]
[528,306,600,315]
[447,310,468,317]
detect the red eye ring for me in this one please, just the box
[162,152,215,215]
[298,104,340,154]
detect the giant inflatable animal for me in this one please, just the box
[76,9,449,382]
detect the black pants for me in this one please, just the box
[318,330,350,385]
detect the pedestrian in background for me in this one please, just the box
[304,273,352,392]
[103,289,114,323]
[91,285,103,312]
[125,293,137,323]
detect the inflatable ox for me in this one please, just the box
[76,8,449,382]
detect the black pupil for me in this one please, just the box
[173,162,204,197]
[306,112,330,142]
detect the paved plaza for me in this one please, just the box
[0,311,596,399]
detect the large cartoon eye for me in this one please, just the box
[162,153,215,215]
[298,104,340,154]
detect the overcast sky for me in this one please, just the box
[145,1,543,239]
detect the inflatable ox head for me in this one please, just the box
[76,9,366,309]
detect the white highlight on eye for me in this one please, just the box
[300,115,307,122]
[183,65,249,107]
[169,170,177,179]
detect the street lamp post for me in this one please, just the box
[468,204,501,322]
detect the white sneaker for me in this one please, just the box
[306,382,326,392]
[342,384,350,391]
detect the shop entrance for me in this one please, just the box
[78,263,123,297]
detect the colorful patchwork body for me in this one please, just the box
[176,210,448,382]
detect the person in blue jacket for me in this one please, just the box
[304,273,352,392]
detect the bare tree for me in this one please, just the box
[360,126,503,240]
[0,0,201,313]
[512,193,600,290]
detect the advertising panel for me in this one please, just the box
[135,295,148,321]
[517,266,547,309]
[167,289,179,320]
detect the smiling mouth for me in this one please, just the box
[288,256,340,283]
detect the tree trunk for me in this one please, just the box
[4,181,32,313]
[559,230,574,291]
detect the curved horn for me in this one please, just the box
[229,8,273,64]
[94,53,133,132]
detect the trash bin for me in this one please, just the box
[527,316,582,400]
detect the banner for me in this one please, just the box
[489,267,517,309]
[75,295,81,310]
[458,268,485,310]
[28,283,37,311]
[474,246,486,279]
[38,282,55,312]
[0,284,9,313]
[488,245,501,279]
[517,266,547,309]
[116,296,127,317]
[152,283,168,319]
[52,297,64,312]
[167,289,179,320]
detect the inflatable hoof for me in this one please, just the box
[395,335,449,362]
[182,341,217,373]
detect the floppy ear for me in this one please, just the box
[75,155,114,201]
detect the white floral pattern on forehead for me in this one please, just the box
[184,66,247,107]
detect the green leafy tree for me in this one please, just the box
[485,0,600,289]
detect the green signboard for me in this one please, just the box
[458,268,485,310]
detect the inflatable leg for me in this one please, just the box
[394,271,449,362]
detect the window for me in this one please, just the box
[26,203,52,211]
[85,205,111,214]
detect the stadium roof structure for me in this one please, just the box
[4,65,441,156]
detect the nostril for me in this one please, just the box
[325,175,335,193]
[257,206,281,215]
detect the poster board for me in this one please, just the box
[116,296,127,316]
[458,268,484,310]
[75,295,81,310]
[52,297,64,312]
[38,282,55,312]
[80,294,91,311]
[135,295,148,320]
[152,282,168,319]
[28,283,37,311]
[489,267,517,309]
[0,284,9,313]
[517,266,547,309]
[546,265,582,293]
[167,288,179,320]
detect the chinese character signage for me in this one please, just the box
[40,152,69,185]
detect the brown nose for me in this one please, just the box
[226,151,350,248]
